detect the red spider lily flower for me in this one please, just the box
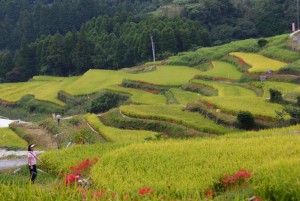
[123,194,129,200]
[138,187,154,196]
[205,189,215,198]
[162,133,169,138]
[91,189,106,200]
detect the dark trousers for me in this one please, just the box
[28,165,37,183]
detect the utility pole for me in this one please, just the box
[297,0,299,30]
[150,35,156,68]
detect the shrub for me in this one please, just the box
[257,39,268,47]
[237,111,255,130]
[89,91,129,114]
[71,127,95,144]
[269,89,283,103]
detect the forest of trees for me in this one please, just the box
[0,0,298,82]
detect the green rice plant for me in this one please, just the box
[85,113,156,143]
[169,88,201,105]
[200,96,284,119]
[192,80,256,97]
[251,81,300,98]
[120,105,235,134]
[0,127,27,149]
[201,61,243,80]
[107,85,166,105]
[229,52,288,72]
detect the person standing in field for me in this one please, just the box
[56,113,61,126]
[27,144,42,183]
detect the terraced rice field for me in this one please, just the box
[192,80,256,97]
[85,113,156,143]
[252,81,300,98]
[120,105,235,134]
[200,96,284,118]
[0,128,27,148]
[201,61,242,80]
[229,52,288,72]
[169,88,201,105]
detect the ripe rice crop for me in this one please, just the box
[229,52,287,72]
[90,133,300,199]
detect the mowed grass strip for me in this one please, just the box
[201,96,284,118]
[229,52,288,72]
[169,88,201,105]
[90,134,300,198]
[0,128,27,149]
[201,61,242,80]
[85,113,156,143]
[120,105,235,134]
[192,80,256,97]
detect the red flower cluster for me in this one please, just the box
[65,158,99,186]
[69,158,99,175]
[221,169,251,189]
[138,187,154,196]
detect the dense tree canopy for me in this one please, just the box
[0,0,297,81]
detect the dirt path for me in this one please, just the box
[12,123,58,149]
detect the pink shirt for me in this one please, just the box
[28,151,37,165]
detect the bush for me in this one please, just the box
[71,127,95,144]
[237,111,255,130]
[257,39,268,47]
[269,89,283,103]
[89,91,129,114]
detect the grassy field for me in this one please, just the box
[192,80,256,97]
[201,61,242,80]
[0,127,27,149]
[229,52,288,72]
[120,105,235,134]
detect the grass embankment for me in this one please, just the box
[0,127,27,149]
